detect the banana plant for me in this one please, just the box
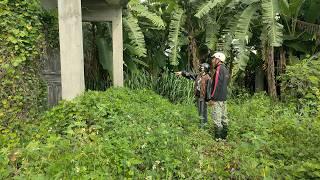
[123,0,165,72]
[279,0,320,60]
[193,0,284,98]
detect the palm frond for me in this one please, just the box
[205,19,220,50]
[216,13,240,57]
[168,8,185,66]
[296,20,320,34]
[195,0,227,19]
[226,0,242,8]
[96,37,113,77]
[288,0,305,18]
[229,4,258,71]
[123,13,147,57]
[234,42,250,71]
[262,0,284,47]
[132,58,149,67]
[279,0,290,17]
[234,4,258,43]
[130,3,165,29]
[227,0,259,8]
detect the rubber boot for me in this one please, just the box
[199,117,207,129]
[214,126,223,140]
[221,124,228,140]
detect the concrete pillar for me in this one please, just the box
[112,8,124,87]
[58,0,85,100]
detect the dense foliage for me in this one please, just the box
[227,94,320,179]
[81,0,320,97]
[1,88,209,178]
[1,88,319,179]
[0,1,46,126]
[118,0,320,98]
[125,69,194,104]
[280,56,320,115]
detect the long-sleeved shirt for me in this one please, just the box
[181,71,211,100]
[211,64,229,101]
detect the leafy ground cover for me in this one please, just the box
[1,88,319,179]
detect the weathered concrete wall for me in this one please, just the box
[58,0,85,100]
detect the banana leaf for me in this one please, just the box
[96,37,113,79]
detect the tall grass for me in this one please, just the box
[125,69,194,104]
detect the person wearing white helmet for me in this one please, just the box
[209,52,229,140]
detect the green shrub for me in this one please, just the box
[280,56,320,115]
[125,69,194,104]
[226,94,320,179]
[1,88,319,179]
[1,88,216,179]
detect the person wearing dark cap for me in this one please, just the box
[175,63,212,128]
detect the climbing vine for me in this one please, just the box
[0,0,46,125]
[41,9,59,49]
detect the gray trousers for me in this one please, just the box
[197,98,208,125]
[212,101,228,128]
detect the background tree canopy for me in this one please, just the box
[81,0,320,99]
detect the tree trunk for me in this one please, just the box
[228,55,234,85]
[255,67,265,92]
[189,35,200,72]
[185,7,200,72]
[279,47,286,74]
[266,46,277,99]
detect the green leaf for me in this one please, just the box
[130,3,165,29]
[96,37,113,78]
[279,0,290,16]
[234,3,259,44]
[132,58,149,67]
[205,20,220,50]
[262,0,284,47]
[288,0,305,18]
[168,8,185,66]
[304,0,320,23]
[195,0,227,19]
[123,13,147,58]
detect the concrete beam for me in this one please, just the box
[112,8,124,87]
[82,8,117,22]
[58,0,85,100]
[40,0,57,10]
[82,0,128,8]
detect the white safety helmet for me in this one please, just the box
[212,52,226,62]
